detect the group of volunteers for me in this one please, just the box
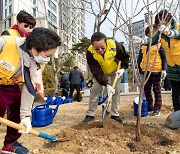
[0,9,179,154]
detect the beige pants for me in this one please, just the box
[86,73,121,116]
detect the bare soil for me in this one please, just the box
[0,92,179,154]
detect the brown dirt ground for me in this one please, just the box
[0,92,180,154]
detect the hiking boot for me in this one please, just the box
[1,141,29,154]
[152,108,160,116]
[111,116,123,123]
[82,115,95,123]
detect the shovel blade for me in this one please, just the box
[102,102,110,119]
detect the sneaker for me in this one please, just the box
[148,107,153,112]
[148,107,154,114]
[82,115,95,123]
[110,116,123,123]
[1,141,29,154]
[152,108,160,116]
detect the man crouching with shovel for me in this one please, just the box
[82,32,129,123]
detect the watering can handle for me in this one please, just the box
[52,104,60,119]
[32,104,49,112]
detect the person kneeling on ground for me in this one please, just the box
[165,110,180,129]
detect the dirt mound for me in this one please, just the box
[41,119,180,154]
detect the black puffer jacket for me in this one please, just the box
[69,68,84,84]
[60,73,70,89]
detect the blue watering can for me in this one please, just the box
[62,88,73,103]
[133,97,148,117]
[32,96,64,127]
[98,86,108,105]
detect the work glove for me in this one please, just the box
[159,25,174,37]
[132,36,145,44]
[161,70,167,80]
[116,68,125,79]
[19,117,32,134]
[106,84,115,96]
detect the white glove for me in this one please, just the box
[159,25,174,37]
[19,117,32,134]
[106,84,115,96]
[116,68,125,79]
[161,70,167,80]
[133,36,144,44]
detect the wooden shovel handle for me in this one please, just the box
[0,117,39,136]
[107,61,121,102]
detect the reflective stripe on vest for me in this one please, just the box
[8,29,21,36]
[140,44,162,72]
[88,39,117,74]
[0,36,23,85]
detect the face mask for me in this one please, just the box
[34,55,50,64]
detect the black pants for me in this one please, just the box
[170,80,180,111]
[62,88,69,98]
[164,76,171,91]
[70,84,81,102]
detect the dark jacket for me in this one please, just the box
[60,73,70,89]
[86,41,129,86]
[69,68,84,84]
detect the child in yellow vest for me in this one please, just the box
[1,10,36,37]
[137,25,167,116]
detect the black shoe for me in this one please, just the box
[148,107,154,113]
[152,108,160,116]
[82,115,95,123]
[111,116,123,123]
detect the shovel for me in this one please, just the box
[102,61,121,119]
[0,117,58,142]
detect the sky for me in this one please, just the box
[84,0,178,42]
[84,0,146,39]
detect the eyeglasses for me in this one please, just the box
[24,24,32,29]
[95,47,106,51]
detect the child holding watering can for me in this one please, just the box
[0,27,61,154]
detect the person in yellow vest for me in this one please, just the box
[0,27,61,154]
[1,10,36,37]
[137,25,167,116]
[133,9,180,112]
[82,32,129,123]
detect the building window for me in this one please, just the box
[48,10,57,24]
[48,0,56,13]
[5,9,7,18]
[33,0,36,5]
[9,5,12,15]
[72,28,76,35]
[72,36,76,43]
[8,17,11,28]
[48,22,57,32]
[33,8,36,17]
[5,0,7,6]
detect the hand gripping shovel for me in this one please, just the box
[0,117,58,142]
[102,61,121,119]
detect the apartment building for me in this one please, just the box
[0,0,86,74]
[132,19,146,55]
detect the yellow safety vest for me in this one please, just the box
[88,39,117,75]
[140,44,162,72]
[8,29,21,37]
[0,36,23,85]
[160,23,180,67]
